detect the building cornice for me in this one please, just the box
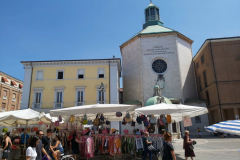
[120,32,193,51]
[0,81,23,91]
[21,59,122,74]
[0,71,23,84]
[193,36,240,61]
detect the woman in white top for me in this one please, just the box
[26,136,40,160]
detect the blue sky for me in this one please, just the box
[0,0,240,83]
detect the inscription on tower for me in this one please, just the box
[144,46,175,55]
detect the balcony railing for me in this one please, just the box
[75,102,84,106]
[12,98,16,102]
[32,103,41,109]
[146,15,159,21]
[3,96,7,100]
[1,108,5,112]
[98,101,106,104]
[54,102,63,108]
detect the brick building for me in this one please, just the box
[0,71,23,112]
[193,37,240,124]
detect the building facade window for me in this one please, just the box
[3,90,7,100]
[196,62,199,69]
[32,88,43,108]
[198,76,202,91]
[75,87,85,106]
[96,86,106,104]
[195,116,201,123]
[206,90,210,106]
[152,59,167,74]
[77,69,85,79]
[98,68,105,78]
[201,55,204,64]
[54,87,64,108]
[57,70,64,80]
[36,70,43,80]
[12,93,16,102]
[11,105,15,111]
[203,70,207,88]
[1,103,6,112]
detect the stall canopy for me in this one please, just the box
[205,120,240,136]
[135,103,208,122]
[50,104,136,117]
[0,108,52,127]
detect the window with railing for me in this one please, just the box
[1,103,6,112]
[3,90,7,100]
[11,105,15,111]
[12,93,16,102]
[55,91,63,108]
[33,92,42,108]
[76,91,84,106]
[98,90,105,104]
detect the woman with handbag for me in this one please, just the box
[142,132,152,160]
[162,132,176,160]
[183,130,195,160]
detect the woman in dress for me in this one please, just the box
[26,136,40,160]
[71,133,83,160]
[162,132,176,160]
[1,132,12,160]
[183,130,195,160]
[52,135,64,160]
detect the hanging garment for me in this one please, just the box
[161,117,167,124]
[183,116,192,127]
[166,114,171,124]
[135,137,144,151]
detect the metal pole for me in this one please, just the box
[24,120,29,150]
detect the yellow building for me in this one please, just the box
[20,58,121,112]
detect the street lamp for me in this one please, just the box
[98,82,105,104]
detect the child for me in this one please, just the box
[197,128,202,138]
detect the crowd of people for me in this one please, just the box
[0,129,198,160]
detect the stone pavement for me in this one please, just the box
[16,137,240,160]
[173,137,240,160]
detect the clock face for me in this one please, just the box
[152,59,167,74]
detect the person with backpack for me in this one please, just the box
[142,132,152,160]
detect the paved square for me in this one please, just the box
[173,137,240,160]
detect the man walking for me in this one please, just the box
[36,130,51,160]
[42,129,55,159]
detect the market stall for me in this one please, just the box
[0,109,52,160]
[49,103,208,159]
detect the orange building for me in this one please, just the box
[193,37,240,124]
[0,71,23,112]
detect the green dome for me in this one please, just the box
[154,85,160,89]
[145,96,172,107]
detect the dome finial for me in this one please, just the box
[150,0,152,3]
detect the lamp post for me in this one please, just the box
[98,82,105,104]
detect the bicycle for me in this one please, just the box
[60,153,75,160]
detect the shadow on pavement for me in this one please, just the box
[176,153,185,160]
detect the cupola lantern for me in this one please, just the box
[143,2,163,29]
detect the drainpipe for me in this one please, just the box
[27,62,33,109]
[209,41,223,121]
[109,60,111,104]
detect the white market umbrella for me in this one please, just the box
[205,120,240,136]
[0,108,51,126]
[50,104,136,116]
[135,103,208,122]
[0,109,52,149]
